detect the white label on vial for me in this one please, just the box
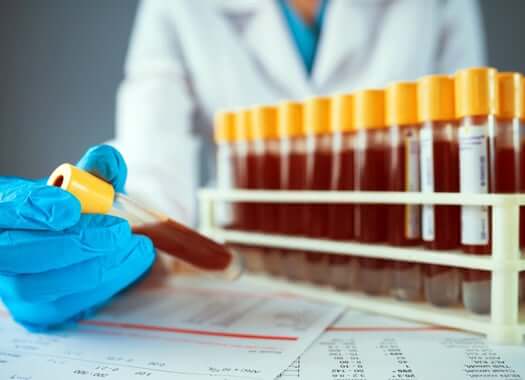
[459,124,489,245]
[405,133,420,239]
[216,145,234,225]
[354,130,367,150]
[419,127,435,241]
[305,135,316,187]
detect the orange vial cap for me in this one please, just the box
[496,72,522,119]
[48,163,115,214]
[354,89,385,129]
[214,111,237,143]
[455,67,498,118]
[278,101,304,138]
[305,96,332,135]
[417,75,456,123]
[252,105,279,140]
[236,108,255,141]
[386,82,418,126]
[331,94,354,133]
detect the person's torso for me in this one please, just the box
[166,0,444,186]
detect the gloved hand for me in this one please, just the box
[0,145,156,329]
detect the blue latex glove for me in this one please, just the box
[0,145,155,329]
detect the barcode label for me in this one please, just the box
[459,124,489,245]
[419,127,434,241]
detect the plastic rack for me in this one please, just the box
[198,189,525,344]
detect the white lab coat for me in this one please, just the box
[115,0,486,226]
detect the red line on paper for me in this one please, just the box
[80,320,298,341]
[326,326,455,332]
[76,327,279,350]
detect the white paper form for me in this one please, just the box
[281,310,525,380]
[0,276,344,380]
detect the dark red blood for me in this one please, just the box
[307,150,333,238]
[328,147,354,240]
[280,150,308,235]
[258,150,280,233]
[133,219,233,271]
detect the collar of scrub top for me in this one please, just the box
[277,0,329,76]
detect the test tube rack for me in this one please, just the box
[198,189,525,345]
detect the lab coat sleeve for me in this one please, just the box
[435,0,487,73]
[114,0,199,226]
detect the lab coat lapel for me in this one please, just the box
[312,0,370,88]
[241,1,312,97]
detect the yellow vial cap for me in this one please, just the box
[496,72,522,119]
[455,67,498,118]
[354,89,385,129]
[278,101,304,138]
[214,111,236,143]
[48,163,115,214]
[417,75,456,123]
[252,105,279,140]
[304,97,331,135]
[236,108,254,141]
[386,82,418,126]
[331,94,354,133]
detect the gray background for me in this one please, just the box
[0,0,524,178]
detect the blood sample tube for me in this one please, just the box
[492,72,521,302]
[214,111,237,229]
[235,108,265,272]
[385,82,422,301]
[241,109,260,232]
[328,94,357,290]
[520,75,525,302]
[455,67,499,314]
[490,72,521,307]
[253,106,280,233]
[354,89,389,295]
[418,75,461,307]
[253,105,282,276]
[278,101,309,281]
[304,97,333,284]
[48,164,242,280]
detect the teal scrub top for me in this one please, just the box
[277,0,329,75]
